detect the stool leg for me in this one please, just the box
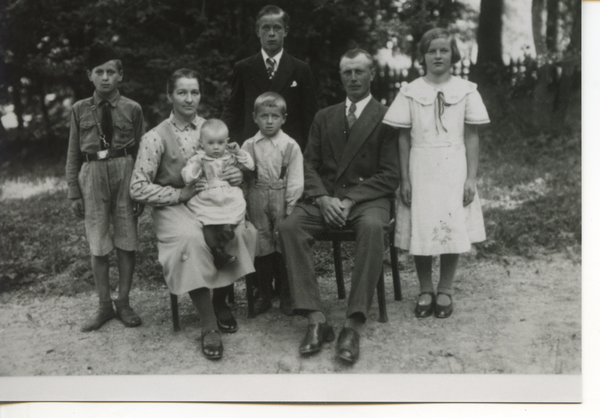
[390,245,402,301]
[333,241,346,299]
[376,271,388,323]
[227,283,235,304]
[246,274,256,319]
[170,293,180,332]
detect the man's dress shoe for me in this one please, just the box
[336,327,360,364]
[299,323,335,356]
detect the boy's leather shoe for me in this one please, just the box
[299,323,335,356]
[336,327,360,364]
[81,300,115,332]
[212,248,237,269]
[253,297,272,315]
[114,297,142,327]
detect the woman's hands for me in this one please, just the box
[400,179,412,207]
[178,166,244,204]
[463,178,476,206]
[178,180,206,203]
[221,166,243,187]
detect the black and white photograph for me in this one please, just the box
[0,0,590,407]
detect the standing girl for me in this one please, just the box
[383,28,490,318]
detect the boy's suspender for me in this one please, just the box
[279,142,295,180]
[246,140,295,189]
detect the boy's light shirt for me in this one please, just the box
[261,48,284,72]
[242,129,304,215]
[345,93,372,119]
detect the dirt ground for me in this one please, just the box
[0,248,581,376]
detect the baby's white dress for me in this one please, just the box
[181,149,254,225]
[383,76,490,255]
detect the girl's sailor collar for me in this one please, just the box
[400,76,477,105]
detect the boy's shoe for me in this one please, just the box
[81,300,115,332]
[253,297,272,315]
[217,225,235,242]
[212,248,237,269]
[114,297,142,327]
[279,298,294,316]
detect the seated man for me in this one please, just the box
[278,49,400,364]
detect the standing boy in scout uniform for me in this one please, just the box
[65,42,145,332]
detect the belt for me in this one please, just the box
[83,147,134,162]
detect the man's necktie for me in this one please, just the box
[347,102,357,130]
[266,58,276,79]
[100,100,113,149]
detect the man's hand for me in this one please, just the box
[316,196,346,228]
[340,198,355,220]
[221,165,243,187]
[71,198,85,218]
[133,202,145,218]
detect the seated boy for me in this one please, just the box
[65,42,145,332]
[241,92,303,315]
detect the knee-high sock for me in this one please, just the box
[255,254,275,299]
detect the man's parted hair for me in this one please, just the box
[200,119,229,141]
[340,48,375,69]
[256,5,289,27]
[254,91,287,114]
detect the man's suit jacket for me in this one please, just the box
[221,51,318,149]
[299,97,400,216]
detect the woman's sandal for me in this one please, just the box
[201,329,223,360]
[414,291,435,318]
[434,292,454,319]
[214,305,238,333]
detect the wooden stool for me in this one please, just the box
[169,277,254,332]
[315,204,402,323]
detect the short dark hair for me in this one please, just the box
[418,28,461,70]
[340,48,375,69]
[200,118,229,141]
[254,92,287,114]
[167,68,202,96]
[256,5,289,27]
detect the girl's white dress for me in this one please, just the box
[383,76,490,255]
[181,149,254,226]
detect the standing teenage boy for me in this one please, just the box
[221,4,318,150]
[66,42,145,332]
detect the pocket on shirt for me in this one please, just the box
[79,119,96,145]
[114,121,134,146]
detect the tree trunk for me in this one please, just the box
[546,0,559,54]
[551,0,581,133]
[531,0,557,132]
[472,0,504,85]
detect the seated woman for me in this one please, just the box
[130,68,257,360]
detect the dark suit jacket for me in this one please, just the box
[221,51,318,150]
[299,97,400,216]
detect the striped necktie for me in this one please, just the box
[266,58,276,79]
[347,102,357,130]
